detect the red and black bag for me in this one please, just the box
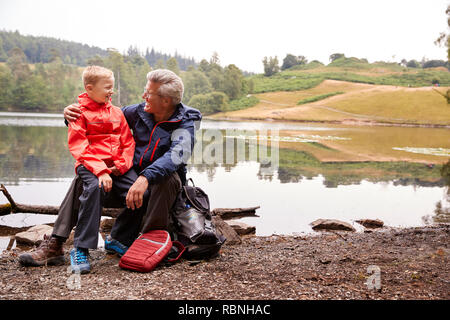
[119,230,184,272]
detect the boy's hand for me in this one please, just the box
[64,104,82,122]
[108,166,121,176]
[98,173,112,192]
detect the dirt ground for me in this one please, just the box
[0,224,448,300]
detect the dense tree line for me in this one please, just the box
[0,30,198,70]
[0,46,152,111]
[0,47,83,111]
[0,44,253,114]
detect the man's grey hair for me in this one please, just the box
[147,69,184,105]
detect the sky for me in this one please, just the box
[0,0,448,73]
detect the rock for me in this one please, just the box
[212,216,241,245]
[15,224,53,245]
[100,218,116,232]
[225,220,256,236]
[66,230,75,246]
[310,219,356,232]
[355,219,384,229]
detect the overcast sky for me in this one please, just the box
[0,0,448,73]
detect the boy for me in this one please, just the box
[64,65,135,273]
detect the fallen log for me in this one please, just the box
[211,206,260,220]
[1,184,260,222]
[0,184,124,217]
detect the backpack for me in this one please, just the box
[119,230,185,272]
[170,178,226,260]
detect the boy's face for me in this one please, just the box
[86,76,114,104]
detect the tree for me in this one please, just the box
[422,60,447,69]
[207,67,225,92]
[223,64,244,100]
[7,47,31,80]
[182,70,212,102]
[198,59,210,73]
[104,50,127,106]
[406,59,421,68]
[87,55,105,66]
[0,37,8,62]
[166,57,180,75]
[329,53,345,62]
[155,59,165,69]
[0,64,13,109]
[281,54,307,70]
[49,48,61,62]
[188,91,228,115]
[435,4,450,63]
[210,52,220,65]
[262,56,279,77]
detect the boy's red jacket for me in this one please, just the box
[68,93,135,177]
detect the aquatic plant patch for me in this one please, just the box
[392,147,450,157]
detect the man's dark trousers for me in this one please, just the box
[52,168,182,248]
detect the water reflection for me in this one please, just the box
[0,126,74,183]
[0,112,448,236]
[431,160,450,224]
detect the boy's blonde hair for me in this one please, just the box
[82,65,114,86]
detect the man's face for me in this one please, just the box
[87,76,114,104]
[142,81,164,115]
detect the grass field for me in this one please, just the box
[251,57,450,92]
[211,80,450,125]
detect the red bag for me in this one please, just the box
[119,230,184,272]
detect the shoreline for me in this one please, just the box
[205,116,450,129]
[1,224,448,300]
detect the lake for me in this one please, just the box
[0,112,448,241]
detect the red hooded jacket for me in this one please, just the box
[68,93,135,177]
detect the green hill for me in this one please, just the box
[0,30,197,69]
[250,57,450,93]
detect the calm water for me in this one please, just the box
[0,112,448,239]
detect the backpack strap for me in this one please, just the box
[166,241,186,263]
[186,178,195,187]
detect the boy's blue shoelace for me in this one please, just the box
[72,248,88,264]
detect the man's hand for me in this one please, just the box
[126,176,148,210]
[98,173,113,192]
[108,166,121,176]
[64,104,82,122]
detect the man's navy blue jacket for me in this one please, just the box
[121,102,202,186]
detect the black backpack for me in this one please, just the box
[168,179,226,260]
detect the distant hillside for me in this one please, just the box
[212,79,450,125]
[250,57,450,93]
[0,30,197,70]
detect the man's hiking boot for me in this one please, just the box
[19,235,65,266]
[69,247,90,274]
[104,235,128,257]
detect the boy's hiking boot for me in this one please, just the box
[104,235,129,257]
[19,235,65,266]
[69,247,90,274]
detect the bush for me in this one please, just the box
[297,91,344,105]
[188,91,228,115]
[226,95,259,111]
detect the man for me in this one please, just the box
[19,69,202,267]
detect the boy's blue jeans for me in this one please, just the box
[72,165,141,249]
